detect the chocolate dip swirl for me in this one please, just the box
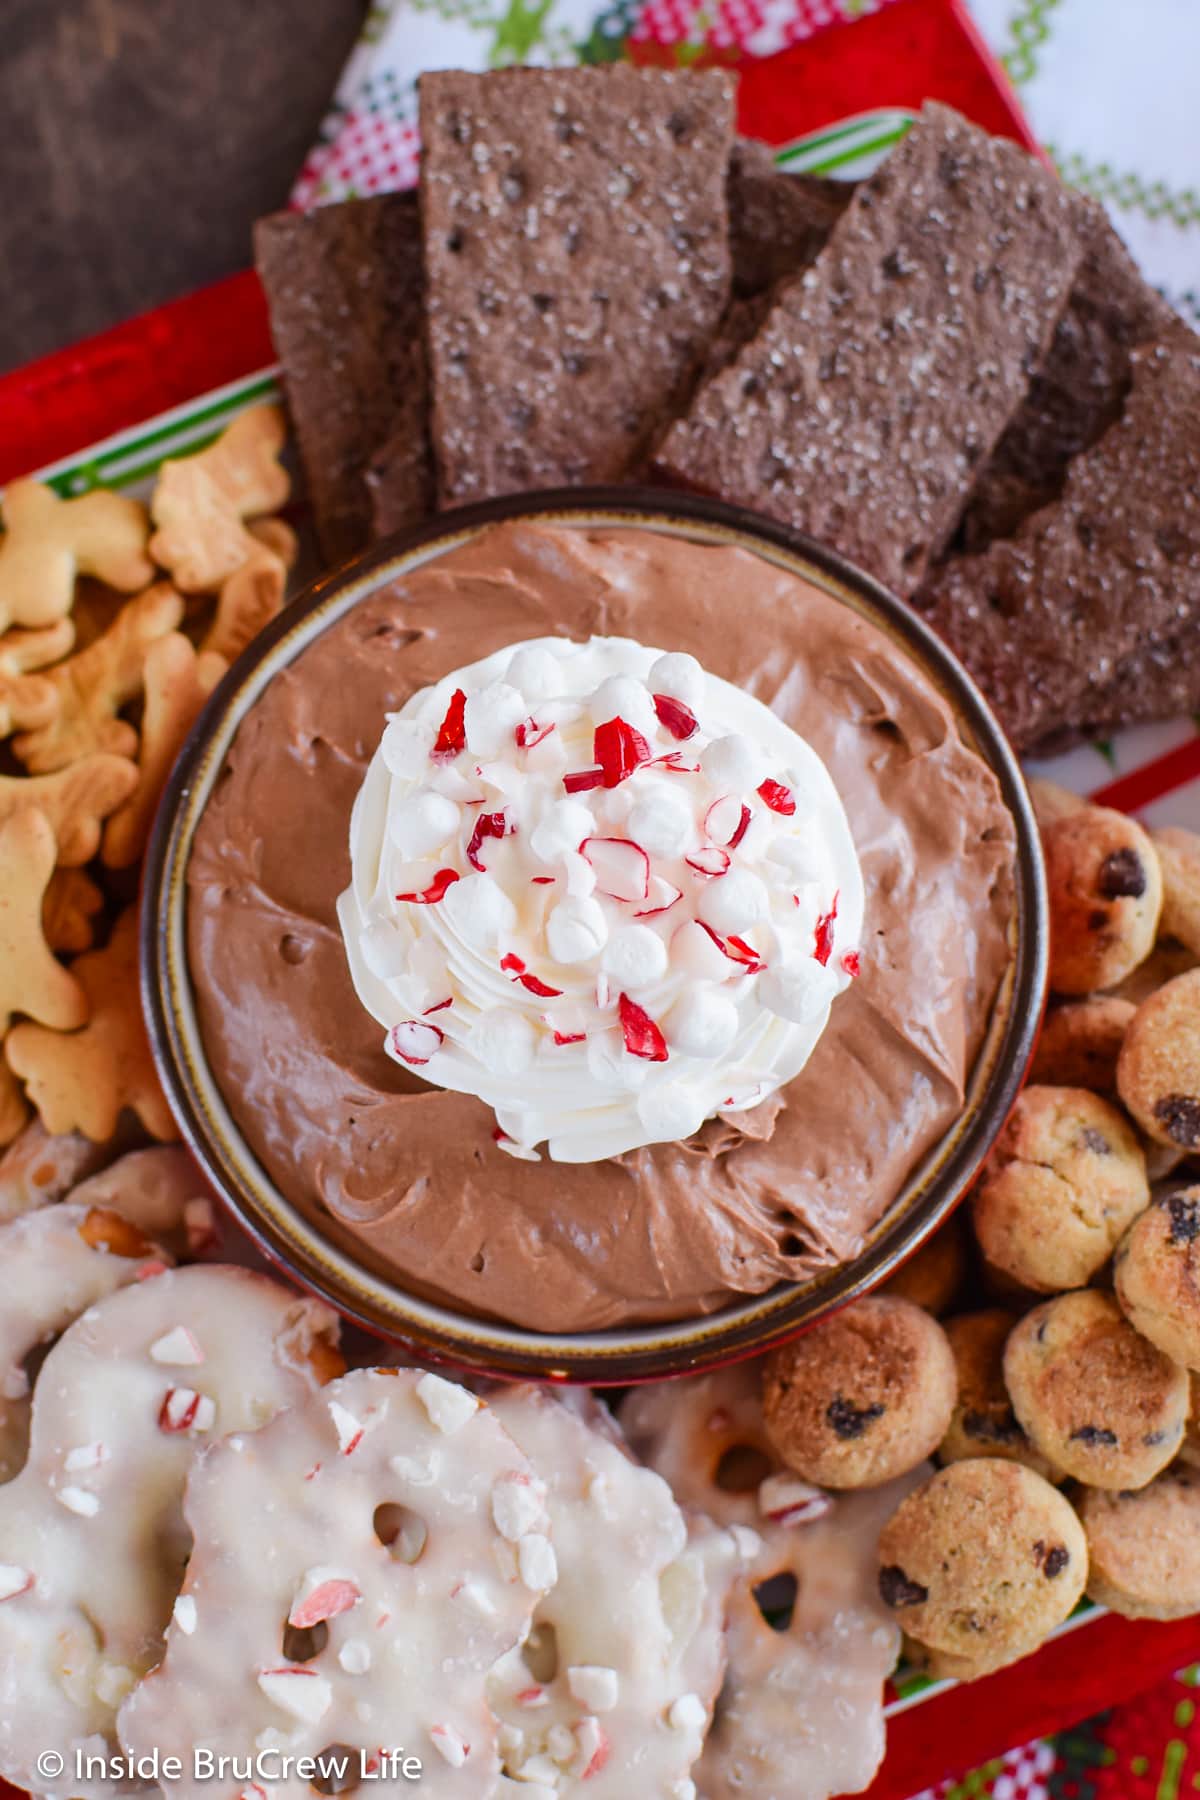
[187,523,1015,1331]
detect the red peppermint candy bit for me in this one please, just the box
[499,952,563,999]
[466,809,513,872]
[515,716,555,749]
[423,997,453,1015]
[431,688,468,760]
[395,867,460,905]
[813,891,840,966]
[705,795,752,849]
[697,921,766,974]
[757,778,796,816]
[651,750,701,775]
[389,1020,444,1065]
[842,950,861,978]
[685,845,731,878]
[158,1388,207,1434]
[289,1577,362,1630]
[580,836,650,903]
[618,992,669,1062]
[593,716,652,788]
[553,1030,587,1046]
[563,764,605,794]
[530,875,555,885]
[651,693,698,740]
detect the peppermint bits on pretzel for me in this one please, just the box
[120,1368,554,1799]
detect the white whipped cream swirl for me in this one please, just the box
[339,636,863,1163]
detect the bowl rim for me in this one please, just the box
[141,485,1048,1384]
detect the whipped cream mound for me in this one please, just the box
[339,636,863,1163]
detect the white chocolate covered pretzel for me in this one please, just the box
[624,1369,919,1800]
[0,1265,341,1798]
[120,1368,554,1800]
[69,1147,220,1260]
[487,1386,737,1798]
[0,1118,123,1224]
[0,1202,170,1482]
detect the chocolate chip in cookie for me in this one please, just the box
[1042,806,1162,995]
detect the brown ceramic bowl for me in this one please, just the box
[142,489,1047,1383]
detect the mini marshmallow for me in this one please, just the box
[700,734,768,794]
[666,991,740,1058]
[601,925,669,990]
[627,783,695,858]
[547,896,608,965]
[380,717,432,777]
[529,798,594,865]
[699,868,769,935]
[759,959,839,1025]
[635,1083,709,1143]
[465,681,528,757]
[517,1534,558,1592]
[505,644,563,701]
[648,651,705,712]
[469,1009,537,1076]
[567,1666,620,1713]
[443,871,517,945]
[589,674,657,739]
[388,790,460,859]
[587,1030,651,1092]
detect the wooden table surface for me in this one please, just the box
[0,0,368,374]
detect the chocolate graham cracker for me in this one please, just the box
[654,104,1084,598]
[917,334,1200,751]
[419,65,735,505]
[960,196,1178,550]
[254,194,433,565]
[727,138,854,300]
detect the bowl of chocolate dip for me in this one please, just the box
[142,490,1047,1382]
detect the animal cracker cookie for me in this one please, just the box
[0,1059,27,1150]
[882,1214,967,1315]
[102,634,226,869]
[0,482,153,634]
[0,756,139,867]
[0,1202,170,1481]
[13,583,184,775]
[970,1086,1149,1293]
[199,517,296,665]
[762,1296,956,1488]
[120,1368,552,1800]
[487,1384,734,1797]
[1030,997,1136,1093]
[0,809,88,1037]
[42,867,104,955]
[938,1310,1060,1482]
[1004,1289,1188,1489]
[1043,805,1162,994]
[1118,969,1200,1153]
[876,1460,1087,1681]
[6,907,176,1143]
[1077,1469,1200,1620]
[149,405,290,593]
[0,1265,341,1797]
[1115,1187,1200,1369]
[1154,826,1200,956]
[622,1367,912,1800]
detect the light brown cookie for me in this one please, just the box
[149,405,290,593]
[971,1086,1149,1293]
[0,756,138,867]
[882,1213,968,1315]
[1077,1469,1200,1619]
[1114,1186,1200,1369]
[876,1460,1086,1681]
[1028,777,1085,830]
[101,634,226,870]
[0,810,88,1035]
[0,1056,27,1150]
[1043,806,1162,994]
[938,1310,1060,1481]
[1004,1288,1188,1489]
[1106,938,1198,1007]
[1153,827,1200,958]
[1030,997,1136,1093]
[1180,1370,1200,1468]
[762,1296,956,1488]
[41,867,104,955]
[0,481,152,632]
[1118,969,1200,1154]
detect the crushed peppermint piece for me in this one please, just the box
[814,892,840,966]
[57,1485,100,1517]
[757,778,796,815]
[289,1569,362,1629]
[149,1326,205,1366]
[573,1716,611,1779]
[593,716,651,787]
[0,1565,32,1602]
[388,1019,444,1066]
[257,1667,332,1724]
[158,1388,215,1434]
[63,1441,109,1473]
[395,867,461,905]
[566,1665,620,1712]
[651,693,699,740]
[758,1472,833,1527]
[416,1372,479,1435]
[328,1400,366,1455]
[428,1725,469,1768]
[431,688,468,759]
[491,1471,545,1541]
[173,1594,198,1635]
[618,992,669,1062]
[517,1532,557,1591]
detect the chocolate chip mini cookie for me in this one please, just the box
[938,1310,1060,1481]
[1030,997,1136,1093]
[971,1086,1149,1293]
[876,1460,1087,1680]
[762,1296,956,1488]
[1077,1469,1200,1619]
[1114,1186,1200,1369]
[1153,826,1200,958]
[1004,1289,1188,1489]
[1118,969,1200,1154]
[1043,805,1162,994]
[883,1214,968,1315]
